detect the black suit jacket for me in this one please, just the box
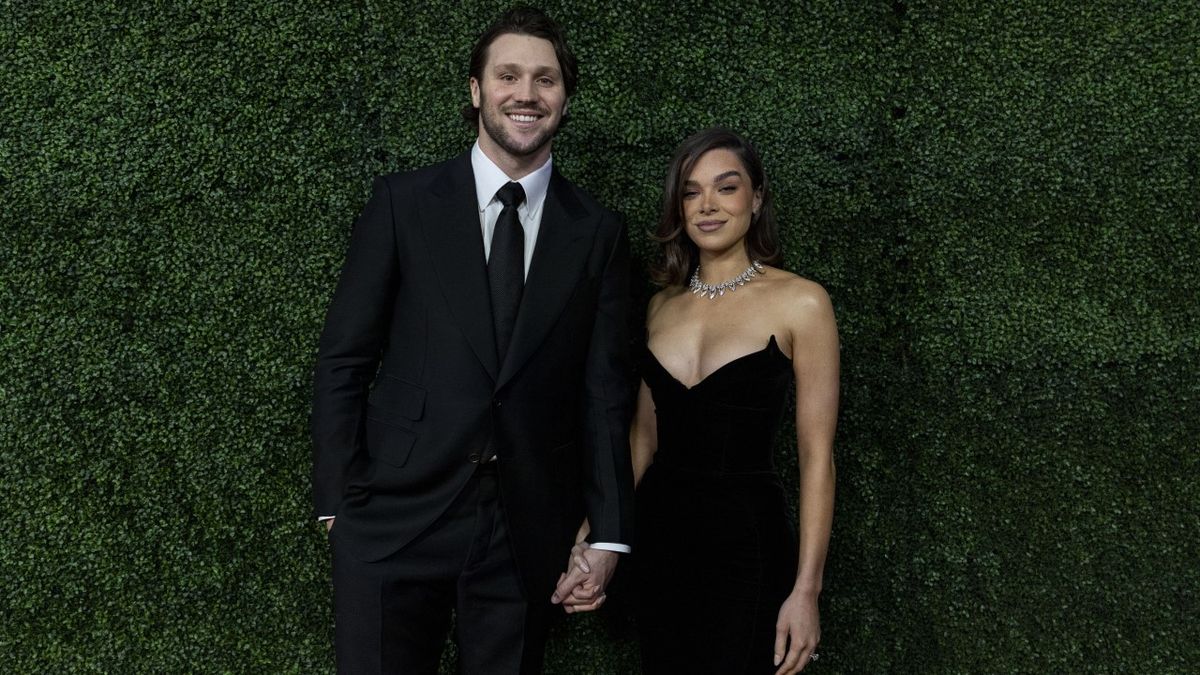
[311,151,635,599]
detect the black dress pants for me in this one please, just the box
[331,464,549,674]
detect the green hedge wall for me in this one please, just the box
[2,1,1196,672]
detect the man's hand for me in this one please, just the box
[324,518,335,533]
[550,543,618,613]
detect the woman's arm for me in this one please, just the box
[774,280,840,675]
[631,290,667,487]
[630,379,658,487]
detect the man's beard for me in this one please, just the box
[479,95,561,158]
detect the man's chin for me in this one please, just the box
[481,113,558,160]
[498,133,554,158]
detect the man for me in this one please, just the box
[310,7,634,674]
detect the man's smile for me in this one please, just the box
[506,111,544,126]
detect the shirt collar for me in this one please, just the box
[471,141,553,212]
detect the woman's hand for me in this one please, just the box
[773,589,820,674]
[551,541,618,613]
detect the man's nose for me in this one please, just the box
[515,77,537,102]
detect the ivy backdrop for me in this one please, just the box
[2,1,1197,672]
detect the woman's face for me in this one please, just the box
[681,148,762,256]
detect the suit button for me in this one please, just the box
[468,452,482,463]
[493,399,502,408]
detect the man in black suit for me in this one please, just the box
[310,7,634,674]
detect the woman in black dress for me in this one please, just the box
[632,129,838,674]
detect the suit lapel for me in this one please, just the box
[421,152,500,380]
[496,169,593,389]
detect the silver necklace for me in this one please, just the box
[689,260,765,299]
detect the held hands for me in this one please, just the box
[550,542,618,613]
[325,518,335,533]
[773,589,821,674]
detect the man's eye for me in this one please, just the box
[682,191,698,198]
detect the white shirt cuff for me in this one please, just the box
[317,515,335,521]
[589,541,631,554]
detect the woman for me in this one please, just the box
[633,129,839,674]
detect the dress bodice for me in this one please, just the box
[642,335,792,475]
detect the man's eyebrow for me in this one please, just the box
[491,63,562,76]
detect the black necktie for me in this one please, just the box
[488,181,526,362]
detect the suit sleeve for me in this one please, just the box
[310,176,399,518]
[580,215,636,546]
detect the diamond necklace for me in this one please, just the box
[689,260,766,299]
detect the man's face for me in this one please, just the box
[470,33,568,168]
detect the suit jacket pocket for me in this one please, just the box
[367,374,426,428]
[365,417,417,468]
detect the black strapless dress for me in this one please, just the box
[635,335,798,675]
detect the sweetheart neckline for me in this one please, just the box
[646,335,789,391]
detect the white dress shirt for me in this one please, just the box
[471,141,551,276]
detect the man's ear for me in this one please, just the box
[562,97,570,116]
[470,77,481,109]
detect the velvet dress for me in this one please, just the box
[635,335,799,674]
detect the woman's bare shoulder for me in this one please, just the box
[761,267,835,323]
[761,267,828,301]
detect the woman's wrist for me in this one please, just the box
[791,582,822,597]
